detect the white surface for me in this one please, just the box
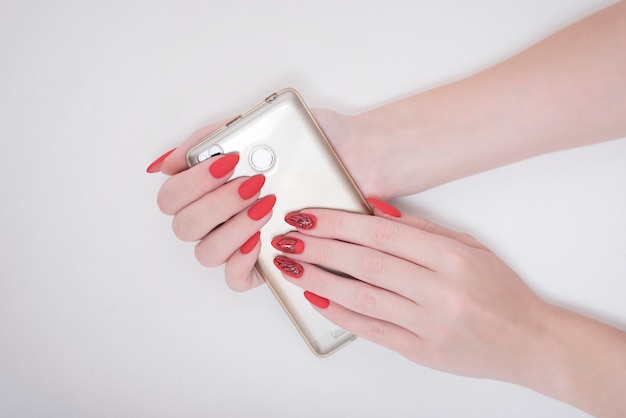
[1,0,624,417]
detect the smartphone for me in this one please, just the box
[186,88,371,356]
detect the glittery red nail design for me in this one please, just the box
[273,256,304,278]
[285,213,316,230]
[271,236,304,254]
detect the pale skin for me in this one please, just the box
[152,2,626,417]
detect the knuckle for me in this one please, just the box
[194,241,224,268]
[316,239,334,263]
[443,244,474,272]
[224,260,263,293]
[156,189,175,215]
[353,286,380,314]
[368,217,396,244]
[445,288,468,314]
[438,285,472,323]
[363,320,388,343]
[311,270,331,296]
[416,217,437,234]
[359,251,386,278]
[225,269,256,293]
[171,215,193,242]
[327,211,346,238]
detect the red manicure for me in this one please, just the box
[285,212,317,230]
[304,291,329,309]
[247,195,276,221]
[366,198,401,218]
[238,175,266,200]
[146,148,176,173]
[273,256,304,278]
[209,153,240,178]
[271,236,304,254]
[240,231,261,254]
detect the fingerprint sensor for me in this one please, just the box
[249,146,274,172]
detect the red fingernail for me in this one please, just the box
[247,195,276,221]
[304,291,329,309]
[240,231,261,254]
[273,256,304,278]
[285,212,317,230]
[238,175,266,200]
[209,153,240,178]
[271,236,305,254]
[366,198,401,217]
[146,148,176,173]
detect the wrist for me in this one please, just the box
[510,302,572,395]
[353,73,530,197]
[512,303,626,417]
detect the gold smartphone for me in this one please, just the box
[187,88,371,356]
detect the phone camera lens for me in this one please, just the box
[197,145,223,163]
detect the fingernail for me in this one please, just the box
[146,148,176,173]
[209,153,240,178]
[304,291,329,309]
[240,231,261,254]
[273,256,304,278]
[238,175,266,200]
[366,198,401,217]
[271,236,304,254]
[285,212,317,230]
[247,195,276,221]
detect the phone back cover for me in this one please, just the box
[188,89,371,356]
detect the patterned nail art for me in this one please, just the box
[271,236,304,254]
[273,256,304,278]
[285,213,316,230]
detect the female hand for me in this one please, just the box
[271,202,550,382]
[271,203,626,416]
[147,110,385,291]
[148,119,274,291]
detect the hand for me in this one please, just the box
[271,202,549,383]
[147,109,397,291]
[148,119,273,291]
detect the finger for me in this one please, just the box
[159,118,232,175]
[225,237,265,292]
[286,209,455,271]
[311,300,424,361]
[171,176,254,241]
[194,195,275,267]
[275,256,425,333]
[157,153,243,216]
[275,259,425,355]
[279,233,433,302]
[368,198,488,250]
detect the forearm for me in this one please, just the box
[358,1,626,196]
[520,304,626,417]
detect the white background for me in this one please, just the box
[1,0,625,417]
